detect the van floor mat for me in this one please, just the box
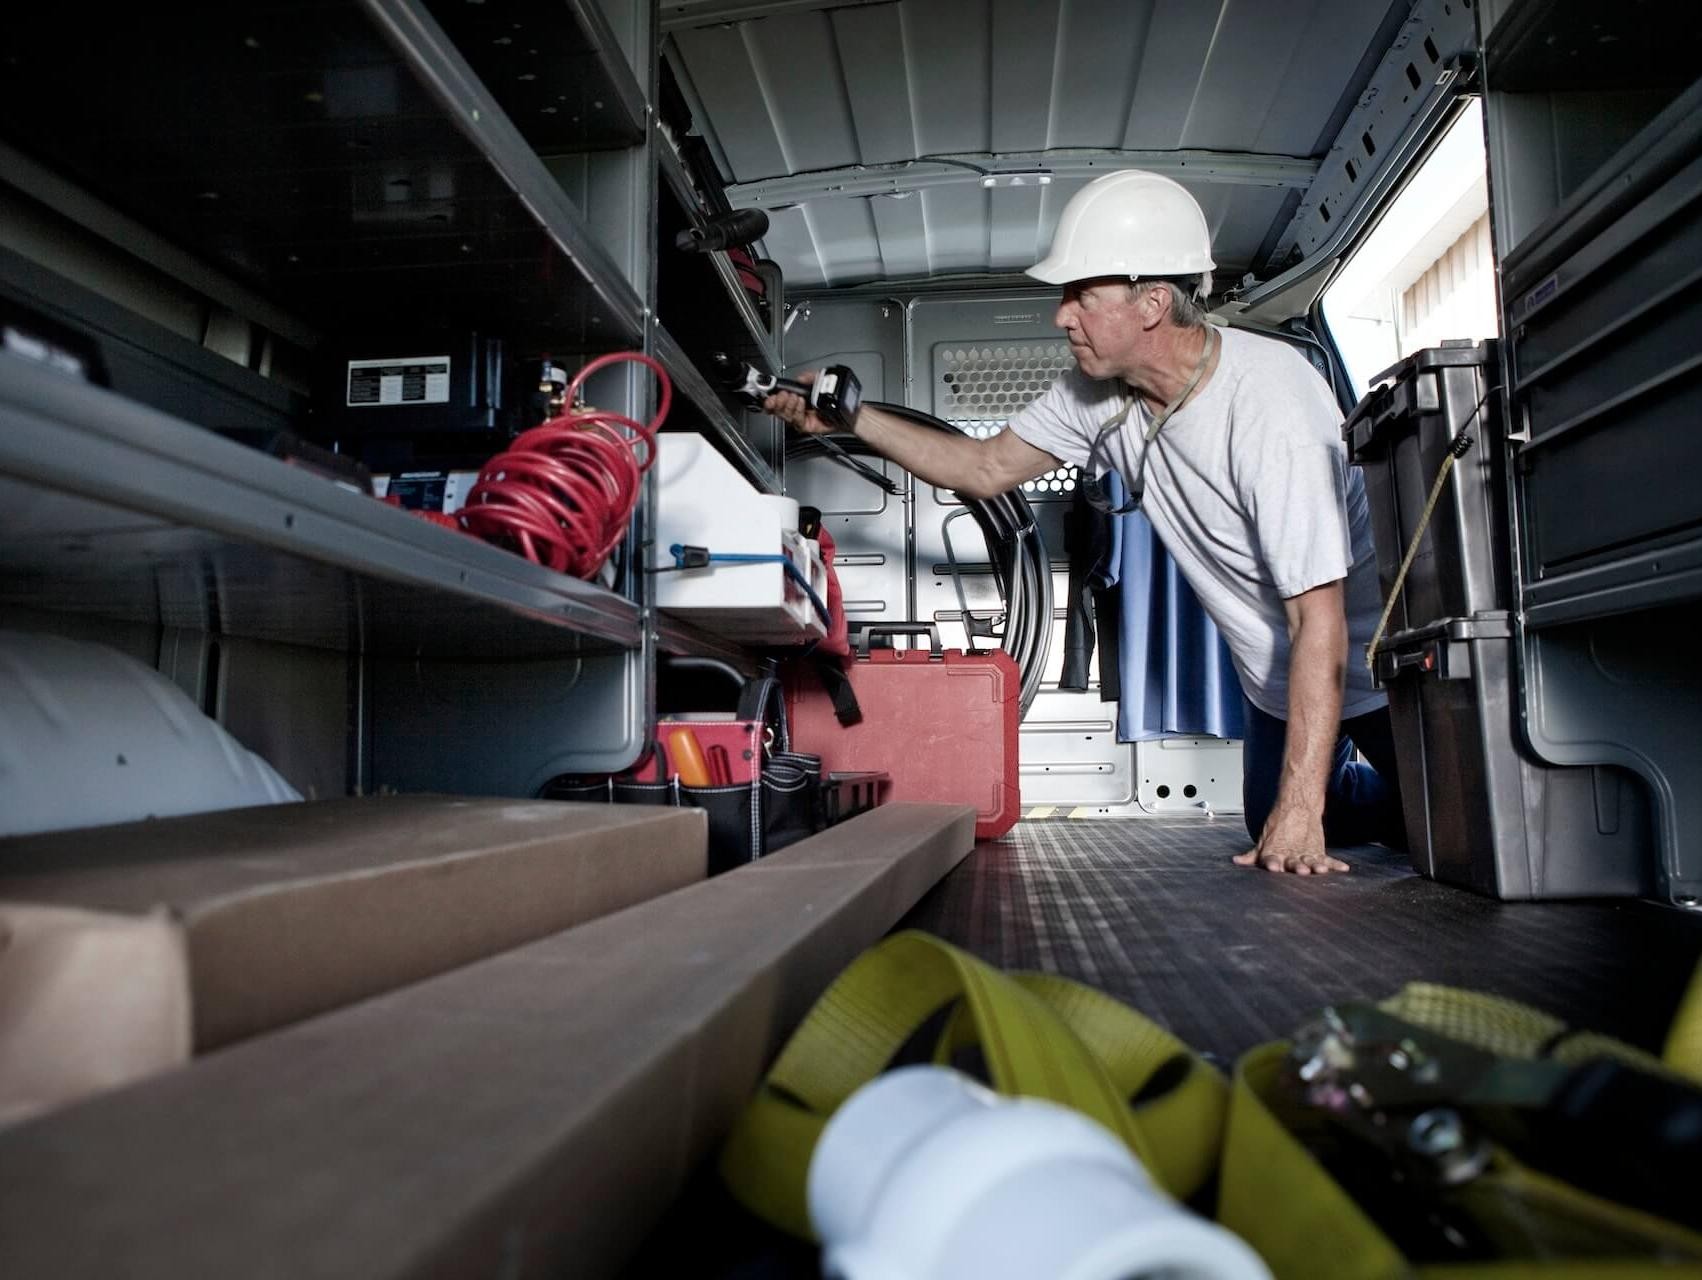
[899,816,1702,1062]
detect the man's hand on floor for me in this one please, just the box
[1233,806,1350,875]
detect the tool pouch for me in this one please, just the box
[543,664,823,875]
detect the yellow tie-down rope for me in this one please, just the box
[1363,385,1498,672]
[719,930,1228,1240]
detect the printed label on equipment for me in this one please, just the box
[385,471,449,511]
[346,355,451,407]
[372,470,478,512]
[1518,274,1559,320]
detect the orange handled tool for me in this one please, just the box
[667,728,713,787]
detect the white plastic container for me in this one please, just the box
[652,433,827,644]
[808,1066,1270,1280]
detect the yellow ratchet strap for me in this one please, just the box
[718,930,1227,1240]
[1663,958,1702,1083]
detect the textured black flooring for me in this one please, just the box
[901,816,1702,1060]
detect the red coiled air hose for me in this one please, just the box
[458,351,672,579]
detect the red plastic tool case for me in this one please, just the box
[786,638,1020,839]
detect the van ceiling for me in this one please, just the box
[663,0,1419,295]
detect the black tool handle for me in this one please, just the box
[849,622,944,658]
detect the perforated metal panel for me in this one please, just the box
[932,339,1079,500]
[935,340,1068,424]
[910,297,1073,690]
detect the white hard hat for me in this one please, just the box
[1028,170,1216,285]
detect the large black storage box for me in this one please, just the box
[1348,344,1654,899]
[1344,340,1507,635]
[1375,616,1653,899]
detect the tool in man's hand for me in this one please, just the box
[715,355,864,433]
[712,355,898,495]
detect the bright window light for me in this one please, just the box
[1322,99,1500,399]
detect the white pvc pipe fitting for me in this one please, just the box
[807,1065,1270,1280]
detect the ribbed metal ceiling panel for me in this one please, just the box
[1180,1,1393,154]
[989,0,1065,153]
[673,23,793,178]
[835,7,920,165]
[1121,3,1224,148]
[668,0,1407,290]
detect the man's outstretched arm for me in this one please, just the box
[764,377,1060,500]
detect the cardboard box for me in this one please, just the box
[0,802,976,1280]
[0,796,707,1122]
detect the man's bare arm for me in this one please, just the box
[764,380,1059,499]
[1232,580,1352,875]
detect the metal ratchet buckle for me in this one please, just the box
[1288,1003,1702,1248]
[1286,1003,1523,1187]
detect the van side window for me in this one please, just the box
[1322,100,1501,398]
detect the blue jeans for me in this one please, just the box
[1241,699,1406,850]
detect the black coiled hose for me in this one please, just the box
[784,402,1052,719]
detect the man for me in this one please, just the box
[765,169,1402,876]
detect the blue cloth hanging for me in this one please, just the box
[1094,474,1245,743]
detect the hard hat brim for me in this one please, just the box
[1025,255,1076,285]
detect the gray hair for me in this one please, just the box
[1132,274,1213,328]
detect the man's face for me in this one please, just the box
[1053,278,1145,379]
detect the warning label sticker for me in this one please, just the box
[346,355,451,407]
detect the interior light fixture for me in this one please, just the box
[981,172,1054,188]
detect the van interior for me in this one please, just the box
[2,0,1700,1275]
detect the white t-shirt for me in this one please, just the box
[1007,325,1386,721]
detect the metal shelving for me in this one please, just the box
[652,325,782,494]
[1496,58,1702,627]
[0,0,790,786]
[652,611,756,667]
[1482,3,1702,903]
[0,354,640,658]
[1483,0,1702,94]
[657,135,783,373]
[0,0,670,660]
[0,1,648,356]
[421,0,650,155]
[651,129,786,496]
